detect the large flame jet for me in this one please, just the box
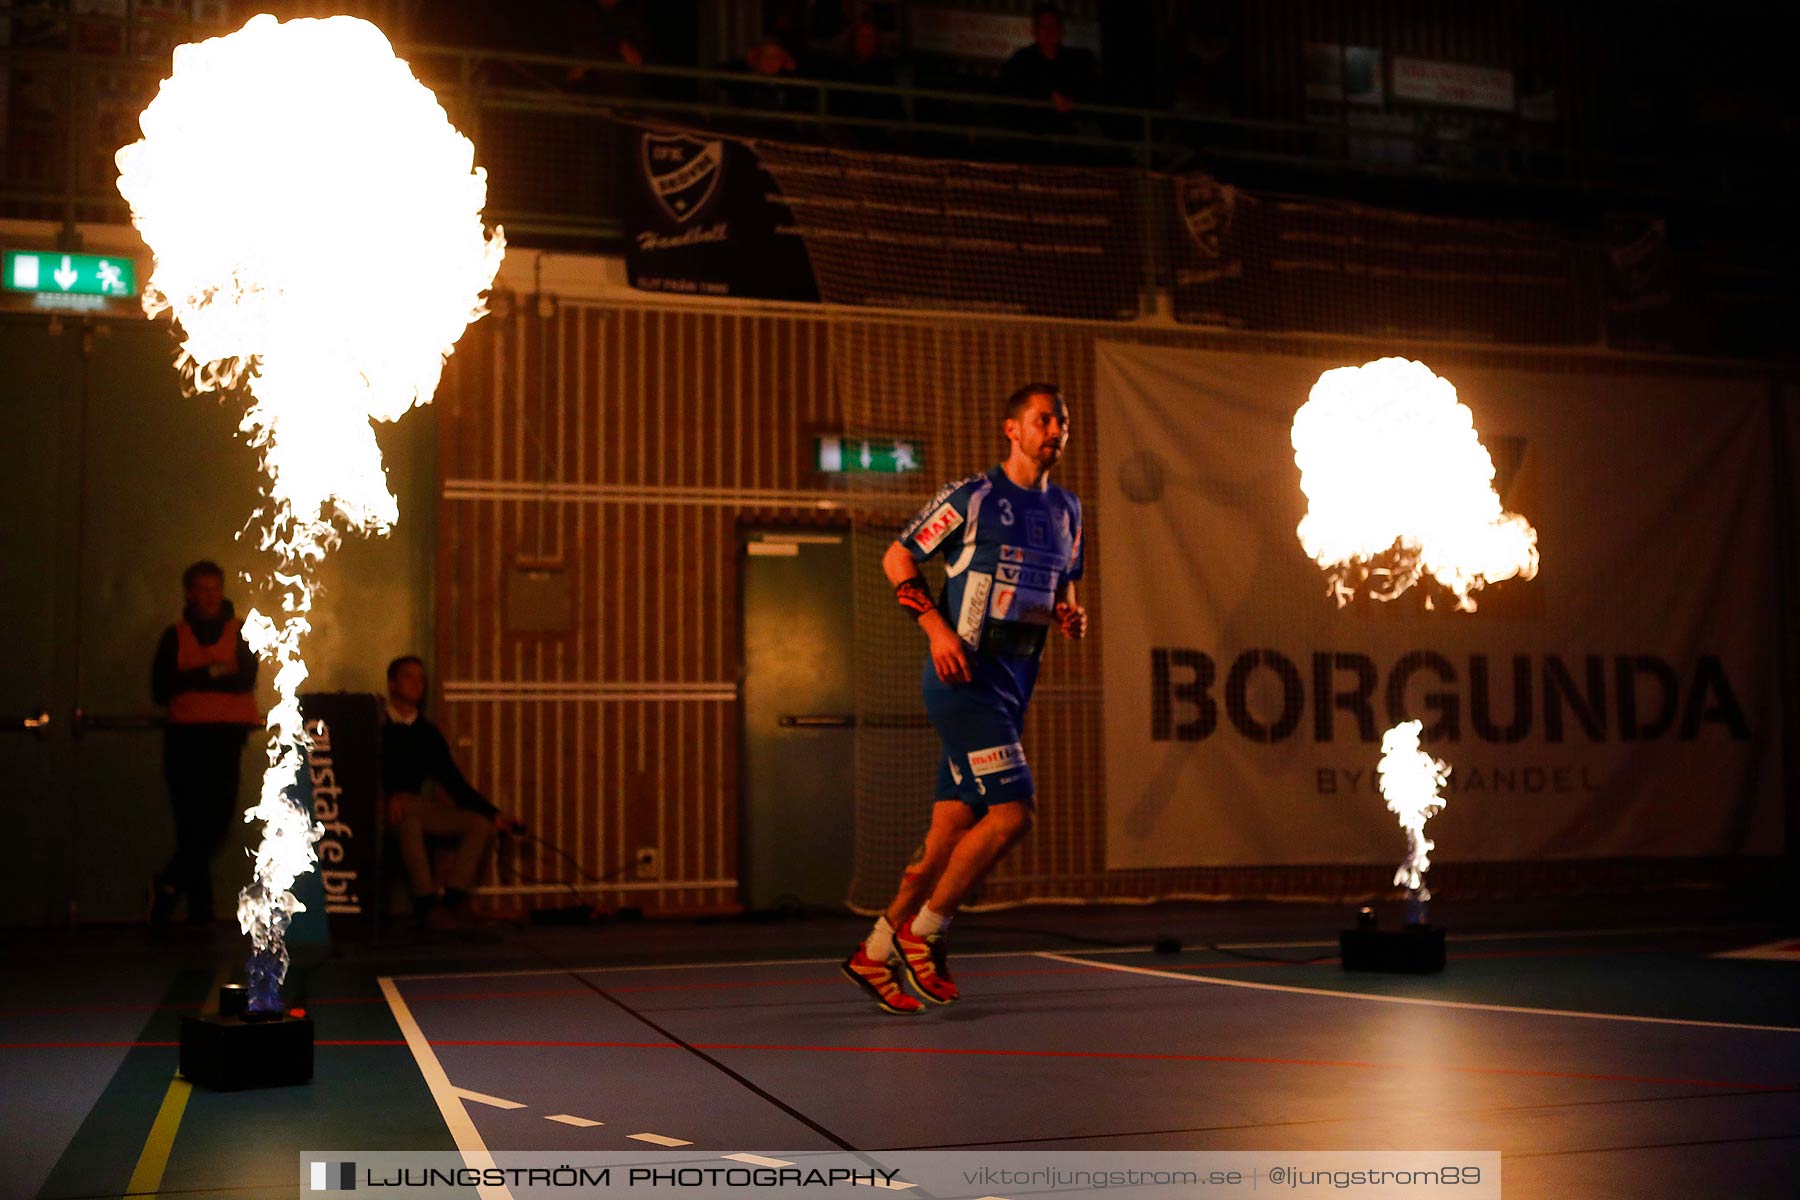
[118,14,504,1009]
[1377,719,1449,922]
[1293,357,1538,611]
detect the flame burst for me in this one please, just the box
[1292,358,1538,611]
[1377,720,1449,899]
[117,14,504,1009]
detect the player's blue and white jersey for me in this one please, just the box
[898,465,1084,703]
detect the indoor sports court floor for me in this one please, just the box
[5,893,1797,1200]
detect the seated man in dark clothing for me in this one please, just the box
[999,4,1098,123]
[381,655,516,926]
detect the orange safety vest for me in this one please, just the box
[168,618,262,726]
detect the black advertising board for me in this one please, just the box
[618,121,819,302]
[1171,173,1602,345]
[298,692,383,933]
[755,140,1144,321]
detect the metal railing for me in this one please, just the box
[1,27,1699,245]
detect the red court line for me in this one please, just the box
[0,1039,407,1049]
[0,946,1704,1019]
[10,1036,1790,1094]
[1,1041,181,1048]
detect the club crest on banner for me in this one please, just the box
[641,132,725,224]
[1178,174,1238,259]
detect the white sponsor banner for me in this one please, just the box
[1096,341,1782,869]
[1392,56,1516,112]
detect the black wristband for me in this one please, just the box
[895,577,934,620]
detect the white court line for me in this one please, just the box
[1038,952,1800,1034]
[630,1132,694,1147]
[388,922,1784,983]
[1214,922,1785,952]
[377,976,513,1200]
[723,1153,794,1167]
[389,948,1145,983]
[1713,938,1800,961]
[546,1114,603,1128]
[454,1087,528,1110]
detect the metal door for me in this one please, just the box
[0,316,81,924]
[740,528,855,912]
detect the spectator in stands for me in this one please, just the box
[718,34,808,114]
[149,560,259,932]
[565,0,650,95]
[829,19,904,128]
[1000,4,1098,118]
[808,0,850,46]
[382,655,517,929]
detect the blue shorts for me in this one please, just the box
[922,661,1036,812]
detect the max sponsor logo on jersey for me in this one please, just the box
[911,502,964,553]
[968,742,1027,777]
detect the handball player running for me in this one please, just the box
[842,383,1088,1013]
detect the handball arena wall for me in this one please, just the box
[435,268,1798,914]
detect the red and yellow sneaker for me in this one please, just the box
[840,947,924,1015]
[895,919,959,1004]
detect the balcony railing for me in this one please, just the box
[2,22,1699,246]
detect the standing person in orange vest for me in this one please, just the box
[149,560,260,931]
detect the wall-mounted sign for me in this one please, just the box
[909,9,1100,63]
[3,249,138,298]
[816,436,921,475]
[1391,57,1515,112]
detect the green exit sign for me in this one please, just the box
[3,250,137,298]
[816,436,922,475]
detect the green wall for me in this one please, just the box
[0,311,436,925]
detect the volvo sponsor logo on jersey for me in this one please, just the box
[997,563,1057,590]
[911,502,963,553]
[999,545,1063,568]
[968,742,1028,776]
[959,571,992,649]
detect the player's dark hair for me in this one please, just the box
[387,654,426,682]
[181,560,224,590]
[1005,382,1064,423]
[1033,3,1064,23]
